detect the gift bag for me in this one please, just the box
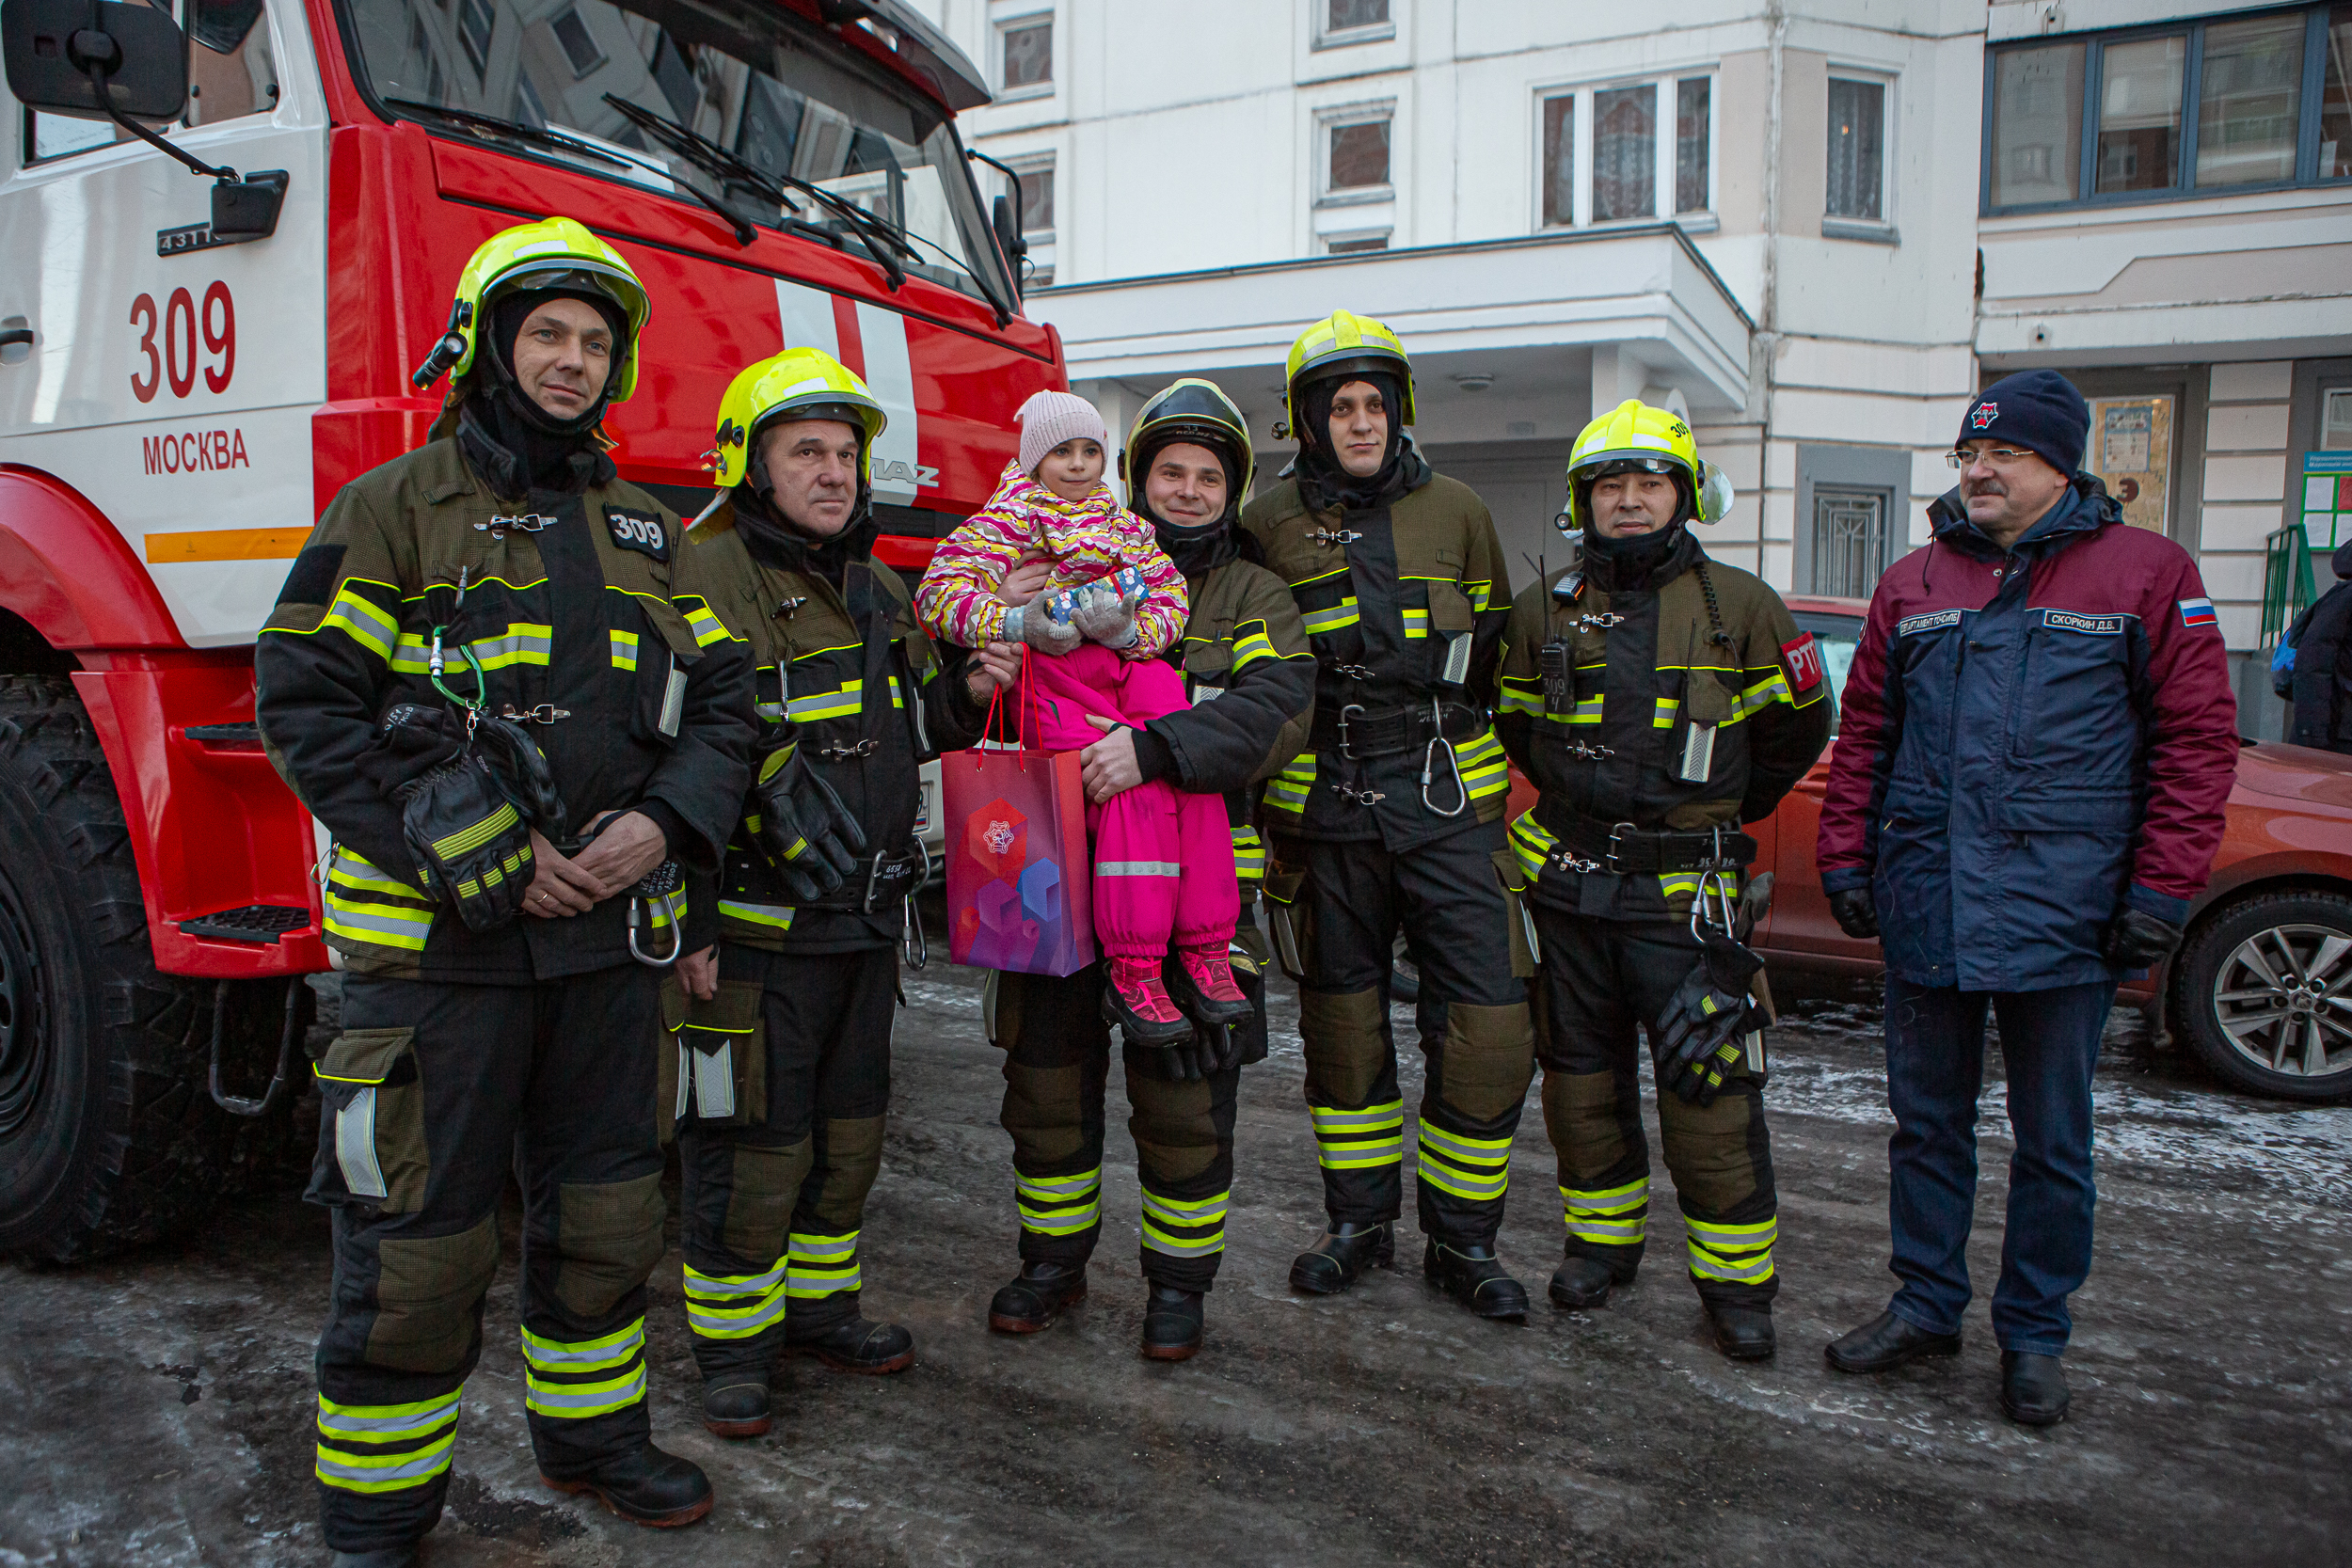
[943,688,1095,975]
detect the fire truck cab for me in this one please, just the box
[0,0,1057,1258]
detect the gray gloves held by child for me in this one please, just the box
[1002,594,1083,656]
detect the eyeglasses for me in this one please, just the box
[1945,447,2038,469]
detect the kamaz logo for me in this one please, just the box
[874,458,939,487]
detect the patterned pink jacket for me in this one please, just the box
[915,461,1187,658]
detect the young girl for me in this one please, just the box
[917,390,1247,1042]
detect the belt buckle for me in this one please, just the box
[1604,821,1638,876]
[1337,703,1366,761]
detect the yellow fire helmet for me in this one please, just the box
[410,216,652,401]
[1282,309,1416,435]
[708,347,889,491]
[1559,398,1736,530]
[1120,377,1255,499]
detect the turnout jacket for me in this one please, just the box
[257,436,755,981]
[1136,546,1317,895]
[1496,530,1832,919]
[1816,478,2237,991]
[1240,463,1514,850]
[684,499,991,954]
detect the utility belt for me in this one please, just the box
[1534,798,1756,875]
[792,841,931,915]
[1309,697,1483,760]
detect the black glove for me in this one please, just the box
[399,751,535,931]
[750,745,866,901]
[1136,1022,1245,1083]
[2103,905,2184,969]
[1829,886,1880,940]
[1654,932,1766,1107]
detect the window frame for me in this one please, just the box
[1314,0,1395,51]
[994,11,1054,101]
[1533,69,1717,233]
[1823,69,1895,237]
[1005,151,1055,241]
[1983,2,2346,216]
[1317,101,1396,207]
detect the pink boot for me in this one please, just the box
[1170,942,1254,1028]
[1104,954,1192,1044]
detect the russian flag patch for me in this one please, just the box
[2179,597,2217,629]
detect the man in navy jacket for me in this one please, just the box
[1814,370,2236,1426]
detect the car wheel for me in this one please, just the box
[2170,890,2352,1102]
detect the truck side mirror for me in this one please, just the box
[992,192,1028,269]
[2,0,189,124]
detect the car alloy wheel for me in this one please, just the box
[2210,922,2352,1085]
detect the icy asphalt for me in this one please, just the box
[4,956,2348,1567]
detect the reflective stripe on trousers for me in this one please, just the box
[682,1259,789,1340]
[518,1319,649,1419]
[786,1229,862,1299]
[1016,1167,1102,1238]
[1139,1187,1229,1259]
[313,1389,460,1495]
[1563,1177,1649,1247]
[1686,1214,1776,1284]
[1416,1121,1512,1202]
[1310,1101,1404,1170]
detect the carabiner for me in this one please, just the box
[628,885,686,968]
[1689,827,1740,942]
[901,842,931,971]
[1421,700,1469,817]
[427,567,487,714]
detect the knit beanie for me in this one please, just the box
[1017,389,1109,475]
[1960,370,2090,477]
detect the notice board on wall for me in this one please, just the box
[2088,395,2173,533]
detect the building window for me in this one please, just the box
[1009,157,1055,239]
[1000,17,1052,93]
[1326,232,1390,254]
[1811,489,1891,598]
[1826,76,1887,220]
[1536,73,1713,230]
[457,0,494,76]
[1986,5,2352,213]
[1323,111,1392,198]
[1318,0,1392,47]
[2326,386,2352,449]
[550,7,605,78]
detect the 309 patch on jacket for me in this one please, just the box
[607,508,669,562]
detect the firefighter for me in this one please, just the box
[1242,312,1537,1320]
[984,378,1314,1360]
[672,349,1015,1436]
[1493,400,1831,1361]
[256,217,755,1566]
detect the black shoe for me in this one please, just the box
[331,1551,420,1568]
[2000,1350,2070,1427]
[784,1317,914,1375]
[1288,1221,1394,1295]
[1707,1303,1777,1361]
[1549,1255,1622,1310]
[1825,1308,1963,1374]
[542,1443,713,1528]
[1422,1240,1530,1321]
[989,1261,1089,1333]
[700,1380,771,1439]
[1140,1285,1205,1362]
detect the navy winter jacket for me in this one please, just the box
[1816,477,2238,991]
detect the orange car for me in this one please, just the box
[1494,594,2352,1102]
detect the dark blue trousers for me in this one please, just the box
[1883,975,2116,1354]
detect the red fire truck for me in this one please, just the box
[0,0,1057,1259]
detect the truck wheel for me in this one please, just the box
[0,675,222,1259]
[2169,890,2352,1103]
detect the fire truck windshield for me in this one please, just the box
[344,0,1010,308]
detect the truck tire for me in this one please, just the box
[0,675,224,1259]
[2169,889,2352,1103]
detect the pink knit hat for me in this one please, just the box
[1017,389,1109,475]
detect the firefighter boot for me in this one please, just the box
[1423,1240,1531,1321]
[1549,1254,1624,1310]
[701,1380,771,1439]
[1104,956,1194,1046]
[1168,943,1255,1030]
[1288,1220,1394,1294]
[1140,1285,1206,1362]
[785,1317,915,1375]
[543,1443,714,1528]
[332,1551,420,1568]
[989,1260,1089,1333]
[1706,1301,1776,1361]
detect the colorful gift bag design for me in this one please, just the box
[944,743,1095,977]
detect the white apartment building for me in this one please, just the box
[914,0,2352,709]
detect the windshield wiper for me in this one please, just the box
[389,97,756,246]
[601,94,905,290]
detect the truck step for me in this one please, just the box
[178,904,313,943]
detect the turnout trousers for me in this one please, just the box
[1883,975,2116,1354]
[307,965,666,1555]
[675,943,898,1386]
[991,933,1265,1292]
[1269,821,1535,1249]
[1529,907,1779,1308]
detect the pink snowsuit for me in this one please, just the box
[916,463,1236,962]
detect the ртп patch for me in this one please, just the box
[605,509,668,562]
[1897,608,1963,637]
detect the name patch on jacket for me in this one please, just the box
[2042,609,2124,636]
[1897,609,1963,638]
[1780,632,1823,692]
[605,509,669,562]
